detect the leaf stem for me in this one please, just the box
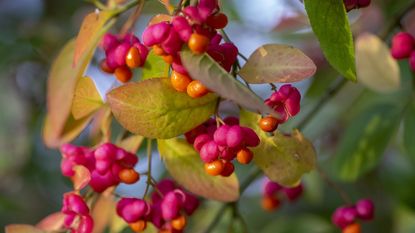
[143,138,153,198]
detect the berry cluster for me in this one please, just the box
[61,192,93,233]
[116,179,199,233]
[391,32,415,71]
[99,33,149,83]
[343,0,371,12]
[332,199,375,233]
[61,143,140,193]
[261,178,303,212]
[185,117,260,176]
[259,84,301,132]
[142,0,238,98]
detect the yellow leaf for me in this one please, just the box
[74,11,112,66]
[72,165,91,191]
[118,134,144,154]
[92,194,116,233]
[72,76,103,120]
[5,225,44,233]
[356,33,401,93]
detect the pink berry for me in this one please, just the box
[161,191,183,220]
[283,183,303,201]
[391,32,414,59]
[220,147,236,161]
[182,192,200,215]
[223,116,239,125]
[200,141,219,163]
[114,42,131,66]
[95,143,117,161]
[226,126,245,148]
[77,215,94,233]
[194,134,211,152]
[343,0,357,11]
[172,16,193,42]
[100,33,119,52]
[143,22,171,46]
[95,159,112,174]
[263,179,283,196]
[117,198,149,223]
[122,33,140,44]
[356,199,374,220]
[213,125,230,146]
[241,127,260,147]
[332,206,357,229]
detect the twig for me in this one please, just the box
[316,166,352,204]
[143,139,153,197]
[120,0,145,35]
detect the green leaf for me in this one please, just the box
[107,78,218,139]
[356,33,401,93]
[180,50,279,118]
[142,50,170,80]
[158,138,240,202]
[403,100,415,164]
[331,104,402,181]
[239,44,316,84]
[71,76,103,120]
[304,0,356,82]
[240,110,316,186]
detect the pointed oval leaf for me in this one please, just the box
[72,76,104,120]
[91,194,115,233]
[180,50,279,118]
[239,44,316,84]
[158,138,240,202]
[356,33,401,93]
[36,212,65,232]
[331,104,402,181]
[72,165,91,191]
[240,110,316,186]
[74,11,112,66]
[117,134,144,154]
[304,0,356,82]
[403,100,415,164]
[5,225,44,233]
[107,78,218,139]
[142,50,169,80]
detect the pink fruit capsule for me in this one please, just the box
[213,125,230,146]
[356,199,374,220]
[283,183,303,201]
[77,215,94,233]
[241,127,260,147]
[220,147,236,161]
[226,126,245,148]
[143,22,171,46]
[194,134,211,152]
[95,143,117,161]
[410,51,415,71]
[172,16,193,42]
[119,199,149,223]
[263,179,283,196]
[161,191,183,220]
[100,33,119,52]
[114,43,131,66]
[357,0,371,7]
[122,33,140,44]
[391,32,414,59]
[200,141,219,163]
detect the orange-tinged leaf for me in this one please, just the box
[72,76,104,120]
[92,194,116,233]
[5,225,44,233]
[239,44,317,84]
[118,134,144,154]
[74,11,112,66]
[89,107,113,144]
[36,212,65,232]
[72,165,91,190]
[43,114,93,148]
[148,14,172,25]
[158,138,240,202]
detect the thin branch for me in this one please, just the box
[143,139,153,198]
[120,0,145,35]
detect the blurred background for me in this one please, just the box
[1,0,415,232]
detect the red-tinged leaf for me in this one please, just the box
[89,107,113,143]
[239,44,316,84]
[5,225,44,233]
[72,76,104,120]
[36,212,65,232]
[107,78,218,139]
[118,134,144,154]
[72,165,91,190]
[92,193,116,233]
[158,138,240,202]
[180,50,278,118]
[73,11,112,66]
